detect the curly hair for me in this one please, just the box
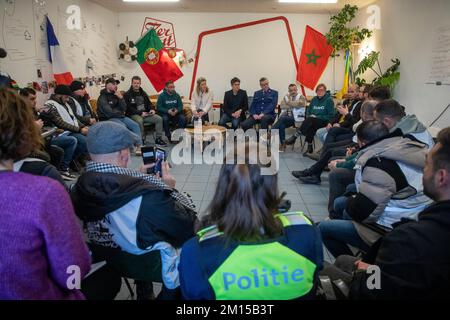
[0,88,42,162]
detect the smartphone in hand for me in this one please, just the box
[141,146,166,175]
[154,147,167,176]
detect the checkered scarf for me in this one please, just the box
[85,161,197,212]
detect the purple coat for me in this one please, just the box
[0,172,91,300]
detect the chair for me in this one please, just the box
[89,99,98,115]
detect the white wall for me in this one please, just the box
[0,0,119,104]
[353,0,450,128]
[116,12,345,100]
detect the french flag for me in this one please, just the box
[46,16,73,85]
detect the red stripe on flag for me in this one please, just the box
[140,50,183,92]
[54,72,74,85]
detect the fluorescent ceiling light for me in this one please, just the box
[123,0,180,3]
[279,0,338,3]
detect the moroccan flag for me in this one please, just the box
[136,29,183,92]
[46,16,74,85]
[296,25,333,91]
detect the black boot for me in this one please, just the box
[303,143,314,156]
[285,135,298,145]
[298,174,321,185]
[292,169,312,178]
[136,280,155,300]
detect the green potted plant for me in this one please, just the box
[355,51,401,92]
[325,4,372,57]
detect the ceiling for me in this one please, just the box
[92,0,377,14]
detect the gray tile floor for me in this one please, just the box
[129,141,330,223]
[116,136,332,299]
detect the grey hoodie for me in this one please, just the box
[392,114,434,149]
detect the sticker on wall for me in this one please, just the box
[41,81,49,94]
[141,17,177,48]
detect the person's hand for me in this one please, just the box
[193,110,199,117]
[346,147,356,157]
[89,118,97,125]
[326,123,333,130]
[156,162,176,189]
[81,127,89,135]
[338,105,349,116]
[172,109,178,115]
[355,260,372,271]
[253,114,259,120]
[35,119,44,129]
[139,163,156,174]
[149,110,156,116]
[115,91,123,99]
[142,112,149,118]
[328,160,339,171]
[333,123,341,128]
[329,159,345,171]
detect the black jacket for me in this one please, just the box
[97,89,127,121]
[124,87,154,117]
[222,89,249,117]
[71,172,197,249]
[343,99,362,124]
[350,200,450,299]
[329,113,354,129]
[67,95,98,125]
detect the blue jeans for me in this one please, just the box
[52,134,77,170]
[272,115,295,144]
[316,127,328,143]
[333,196,349,220]
[162,113,186,140]
[68,133,88,161]
[109,117,143,146]
[218,113,241,130]
[319,219,371,259]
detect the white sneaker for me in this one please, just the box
[60,170,77,181]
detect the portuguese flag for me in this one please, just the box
[136,28,183,92]
[296,25,333,91]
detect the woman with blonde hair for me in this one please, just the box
[190,77,213,124]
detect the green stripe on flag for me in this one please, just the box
[136,28,164,65]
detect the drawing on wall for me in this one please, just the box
[1,0,37,60]
[428,24,450,84]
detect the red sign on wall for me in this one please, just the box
[141,17,177,48]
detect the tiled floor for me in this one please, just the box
[129,140,330,223]
[117,135,332,300]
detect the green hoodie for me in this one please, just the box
[306,91,335,122]
[157,89,183,115]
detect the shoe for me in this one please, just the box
[291,169,312,178]
[60,170,77,181]
[302,144,314,156]
[298,175,321,185]
[134,147,142,156]
[155,137,168,147]
[285,135,297,146]
[136,280,155,300]
[279,143,286,152]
